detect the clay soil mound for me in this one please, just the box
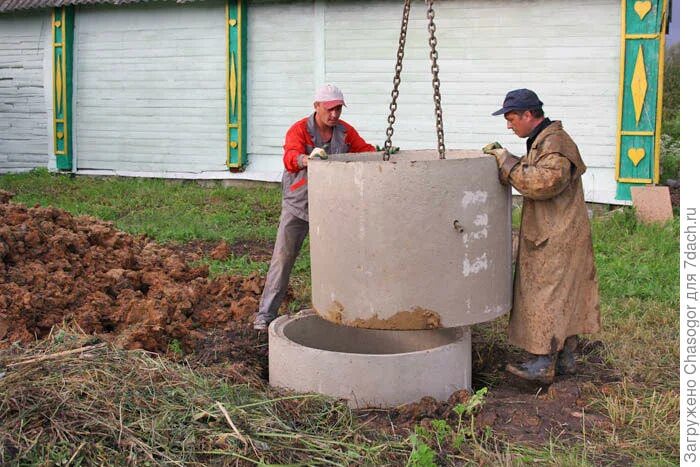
[0,195,268,360]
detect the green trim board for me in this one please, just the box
[52,6,74,171]
[226,0,247,170]
[615,0,668,201]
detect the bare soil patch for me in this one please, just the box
[471,337,617,445]
[356,333,618,450]
[167,239,274,264]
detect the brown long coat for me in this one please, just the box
[497,121,600,355]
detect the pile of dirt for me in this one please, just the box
[0,194,273,371]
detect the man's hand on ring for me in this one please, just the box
[309,147,328,160]
[482,143,513,167]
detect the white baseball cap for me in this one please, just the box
[314,84,346,109]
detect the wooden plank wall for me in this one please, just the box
[0,12,50,172]
[247,0,622,203]
[1,0,623,203]
[73,1,226,172]
[246,0,316,174]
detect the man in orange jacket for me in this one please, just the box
[254,84,375,330]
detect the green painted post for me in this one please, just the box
[226,0,247,170]
[615,0,668,201]
[52,6,74,171]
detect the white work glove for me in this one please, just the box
[308,147,328,160]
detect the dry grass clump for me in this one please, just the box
[0,330,406,466]
[581,299,680,463]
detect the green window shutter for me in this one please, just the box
[52,6,74,171]
[615,0,669,201]
[226,0,247,170]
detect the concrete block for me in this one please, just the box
[631,185,673,224]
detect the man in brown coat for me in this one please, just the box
[484,89,601,384]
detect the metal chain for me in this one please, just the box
[426,0,446,159]
[383,0,411,161]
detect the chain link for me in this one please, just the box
[426,0,446,159]
[383,0,411,161]
[384,0,445,160]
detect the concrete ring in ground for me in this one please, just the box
[269,310,471,408]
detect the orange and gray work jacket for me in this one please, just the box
[281,113,375,221]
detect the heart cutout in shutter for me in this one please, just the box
[627,147,646,166]
[634,1,652,20]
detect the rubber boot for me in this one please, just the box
[506,353,557,384]
[556,335,578,376]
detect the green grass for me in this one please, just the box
[205,255,270,277]
[588,209,679,463]
[0,169,281,243]
[0,169,680,464]
[593,207,679,307]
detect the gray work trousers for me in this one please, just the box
[256,209,309,323]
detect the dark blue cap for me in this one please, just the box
[492,89,543,116]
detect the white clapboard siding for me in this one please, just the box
[0,12,50,172]
[244,0,622,203]
[320,0,622,204]
[74,1,227,172]
[1,0,624,203]
[245,0,316,174]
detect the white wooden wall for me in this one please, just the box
[0,0,623,203]
[0,11,50,172]
[246,0,316,174]
[247,0,622,204]
[74,1,226,172]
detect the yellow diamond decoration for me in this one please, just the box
[229,52,237,117]
[55,59,63,115]
[631,45,648,125]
